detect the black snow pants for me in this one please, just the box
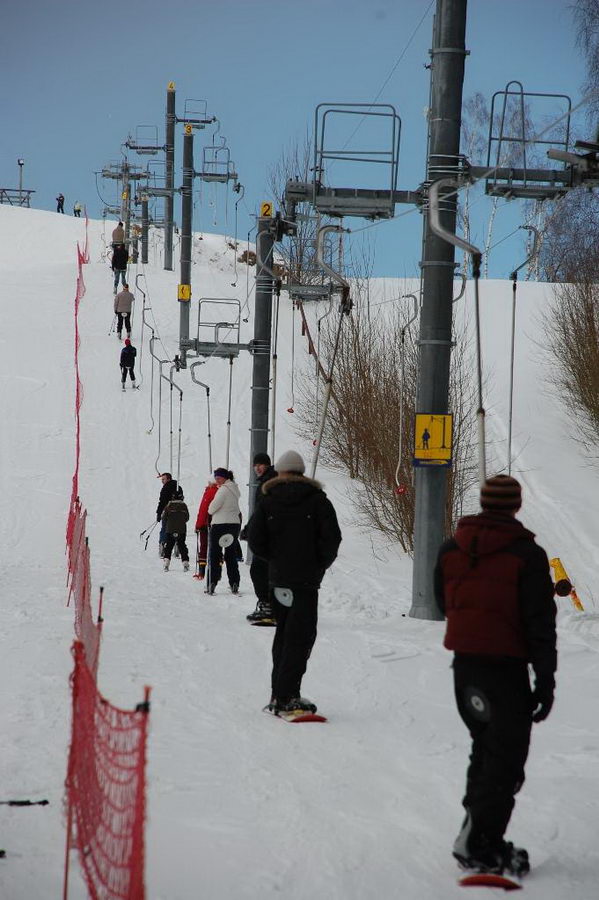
[208,523,240,588]
[271,587,318,703]
[116,312,131,335]
[163,530,189,562]
[250,556,269,606]
[121,365,135,383]
[453,654,533,851]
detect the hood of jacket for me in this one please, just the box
[262,473,322,506]
[454,511,535,559]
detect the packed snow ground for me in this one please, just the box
[0,205,598,899]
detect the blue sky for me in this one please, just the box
[2,0,587,277]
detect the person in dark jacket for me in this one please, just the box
[245,452,278,623]
[56,193,65,213]
[119,338,136,390]
[111,244,128,294]
[247,449,342,714]
[162,488,190,571]
[434,474,557,878]
[156,472,178,556]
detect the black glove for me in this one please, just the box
[156,515,161,523]
[532,680,554,723]
[239,526,248,541]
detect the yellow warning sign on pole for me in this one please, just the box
[413,413,453,467]
[260,201,273,218]
[184,124,193,136]
[178,284,191,301]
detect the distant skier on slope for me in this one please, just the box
[120,338,136,391]
[434,474,557,880]
[56,193,65,213]
[111,244,128,294]
[111,221,125,245]
[156,473,178,557]
[114,283,134,340]
[73,201,82,217]
[247,450,341,716]
[162,488,190,572]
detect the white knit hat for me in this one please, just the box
[275,450,305,474]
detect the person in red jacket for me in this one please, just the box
[194,481,218,579]
[434,474,557,879]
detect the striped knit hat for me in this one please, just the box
[480,474,522,512]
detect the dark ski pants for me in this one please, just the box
[163,531,189,562]
[250,556,269,605]
[121,365,135,383]
[116,312,131,335]
[208,523,240,588]
[271,587,318,703]
[453,655,533,851]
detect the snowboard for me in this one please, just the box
[459,873,522,891]
[263,705,327,724]
[248,616,276,627]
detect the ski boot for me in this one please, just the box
[183,561,190,572]
[163,558,170,571]
[246,601,274,623]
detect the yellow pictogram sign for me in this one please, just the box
[178,284,191,301]
[260,201,273,218]
[413,413,453,467]
[122,191,128,200]
[184,123,193,136]
[167,81,176,90]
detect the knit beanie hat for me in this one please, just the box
[480,474,522,512]
[275,450,305,474]
[124,338,131,345]
[253,452,271,466]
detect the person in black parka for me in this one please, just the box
[156,472,178,556]
[111,243,128,293]
[162,487,190,571]
[247,449,342,713]
[434,474,557,878]
[119,338,136,390]
[244,452,278,622]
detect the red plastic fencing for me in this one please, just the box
[63,220,150,899]
[66,244,87,551]
[66,502,102,680]
[65,642,150,900]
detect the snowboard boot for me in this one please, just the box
[163,558,170,571]
[275,697,317,714]
[453,813,529,877]
[183,561,190,572]
[132,379,136,389]
[230,582,239,594]
[122,384,126,391]
[246,601,274,622]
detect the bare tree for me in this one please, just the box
[544,266,599,461]
[294,290,478,551]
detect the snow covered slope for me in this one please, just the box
[0,204,597,899]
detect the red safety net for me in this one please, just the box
[66,502,102,680]
[66,245,86,551]
[65,642,150,900]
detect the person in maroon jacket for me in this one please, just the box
[434,474,557,879]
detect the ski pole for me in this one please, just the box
[109,315,116,335]
[0,799,49,807]
[140,520,158,551]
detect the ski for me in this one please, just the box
[458,872,522,890]
[263,705,327,724]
